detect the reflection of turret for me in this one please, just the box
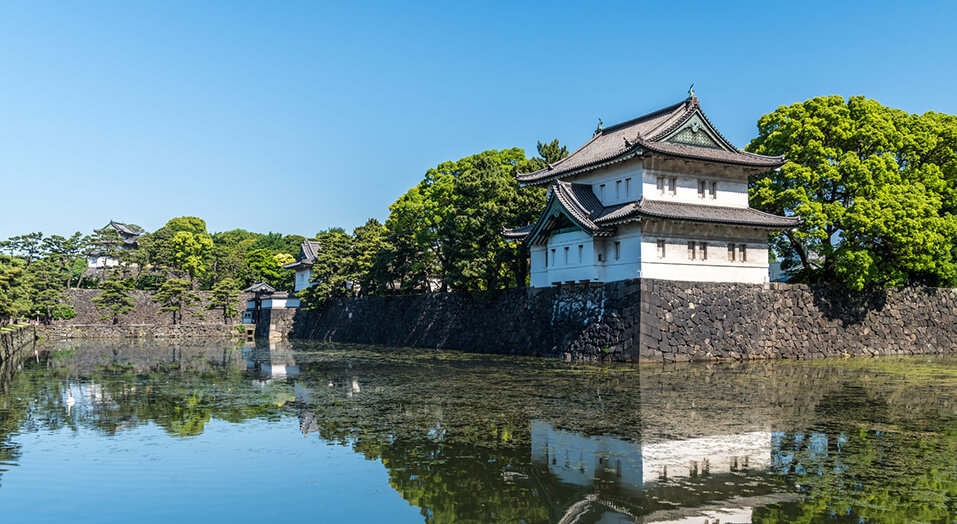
[531,420,643,493]
[531,419,776,522]
[245,339,299,381]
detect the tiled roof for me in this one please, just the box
[503,181,616,243]
[505,188,800,242]
[503,223,534,240]
[283,240,322,269]
[595,199,802,228]
[516,97,785,185]
[95,220,140,238]
[243,282,276,293]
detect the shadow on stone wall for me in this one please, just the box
[808,285,888,326]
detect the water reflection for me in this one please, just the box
[0,339,953,522]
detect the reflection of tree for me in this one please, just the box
[0,341,953,522]
[760,380,957,522]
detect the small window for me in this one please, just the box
[739,244,747,262]
[614,241,621,260]
[599,184,605,200]
[710,181,717,199]
[551,248,556,266]
[698,180,706,198]
[657,239,666,259]
[728,243,736,262]
[564,246,569,264]
[598,253,603,262]
[544,250,548,266]
[625,178,631,197]
[688,241,696,260]
[656,176,665,194]
[700,242,708,261]
[578,245,583,263]
[616,180,621,199]
[668,177,677,195]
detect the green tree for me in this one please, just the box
[747,95,957,289]
[0,255,32,324]
[206,278,239,323]
[92,280,136,325]
[153,278,200,325]
[298,231,353,306]
[170,230,214,280]
[245,249,294,290]
[0,232,44,266]
[41,232,87,289]
[536,139,569,164]
[349,219,387,294]
[27,258,75,322]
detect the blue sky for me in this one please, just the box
[1,1,954,239]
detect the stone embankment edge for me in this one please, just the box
[1,325,37,365]
[40,324,244,339]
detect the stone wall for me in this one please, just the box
[640,280,957,361]
[0,325,36,365]
[286,283,618,359]
[41,324,244,339]
[57,289,251,326]
[280,279,957,362]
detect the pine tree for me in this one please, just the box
[206,278,239,323]
[153,279,200,325]
[92,280,136,325]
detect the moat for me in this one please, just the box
[0,339,953,523]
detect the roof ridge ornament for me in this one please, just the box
[688,83,695,98]
[594,117,603,135]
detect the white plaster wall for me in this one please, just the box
[642,161,750,208]
[639,224,770,284]
[294,268,314,292]
[262,297,301,309]
[87,256,121,269]
[529,245,549,288]
[566,162,643,206]
[601,222,642,282]
[540,230,597,285]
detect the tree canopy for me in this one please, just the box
[747,95,957,289]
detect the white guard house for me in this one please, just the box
[282,240,321,292]
[86,220,141,269]
[505,94,800,286]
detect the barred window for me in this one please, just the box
[688,241,696,260]
[614,241,621,260]
[657,239,666,258]
[700,242,708,260]
[728,243,736,262]
[657,176,665,194]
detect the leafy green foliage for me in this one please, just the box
[748,96,957,289]
[0,255,32,324]
[153,279,201,325]
[245,249,294,290]
[92,280,136,325]
[206,278,239,323]
[298,231,354,306]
